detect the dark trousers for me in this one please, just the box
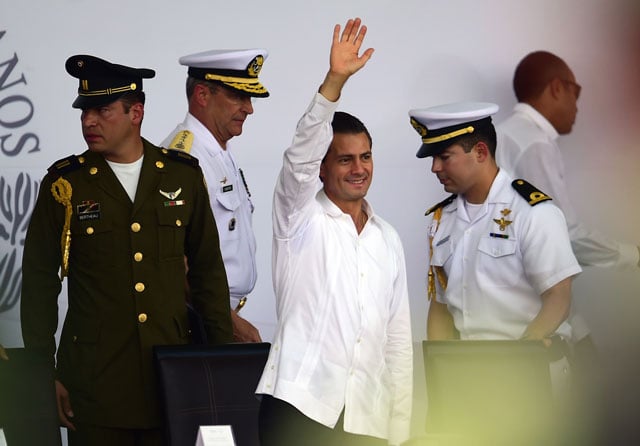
[67,423,165,446]
[258,394,386,446]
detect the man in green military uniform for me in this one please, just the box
[20,54,232,445]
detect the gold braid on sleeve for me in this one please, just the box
[427,207,448,300]
[51,177,73,280]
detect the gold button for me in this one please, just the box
[72,335,78,342]
[138,313,147,323]
[135,282,145,292]
[161,148,168,154]
[134,252,143,262]
[86,227,94,235]
[131,222,141,232]
[155,161,164,169]
[89,167,98,175]
[78,156,85,164]
[175,219,182,227]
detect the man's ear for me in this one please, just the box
[129,103,144,125]
[193,83,210,107]
[474,141,489,162]
[548,78,564,100]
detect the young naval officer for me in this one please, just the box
[162,49,269,342]
[411,101,582,392]
[21,55,232,445]
[255,18,413,446]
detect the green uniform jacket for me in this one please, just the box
[20,139,232,428]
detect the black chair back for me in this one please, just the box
[154,342,270,446]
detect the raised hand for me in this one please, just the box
[320,17,374,101]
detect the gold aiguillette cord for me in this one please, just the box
[427,207,448,300]
[51,177,73,280]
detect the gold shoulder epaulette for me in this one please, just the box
[511,179,552,206]
[47,154,85,176]
[161,147,199,168]
[425,194,456,216]
[167,130,194,153]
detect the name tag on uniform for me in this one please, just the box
[222,185,233,193]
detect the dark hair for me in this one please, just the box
[454,121,497,158]
[513,51,570,102]
[331,111,372,148]
[119,91,146,112]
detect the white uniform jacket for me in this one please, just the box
[162,113,257,305]
[430,170,582,340]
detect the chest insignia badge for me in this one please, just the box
[159,188,182,200]
[493,208,513,231]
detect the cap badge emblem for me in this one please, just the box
[247,55,264,78]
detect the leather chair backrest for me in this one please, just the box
[154,342,270,446]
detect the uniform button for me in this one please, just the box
[86,227,94,235]
[89,167,98,175]
[134,252,143,262]
[78,156,85,164]
[138,313,147,323]
[175,219,182,227]
[155,161,164,169]
[72,335,78,342]
[131,222,141,232]
[135,282,145,292]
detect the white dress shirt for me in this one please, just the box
[162,113,257,306]
[496,103,638,270]
[430,170,582,340]
[255,93,413,445]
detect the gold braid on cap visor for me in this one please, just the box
[204,73,267,94]
[423,126,475,144]
[78,81,137,97]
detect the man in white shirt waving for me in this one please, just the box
[256,18,413,446]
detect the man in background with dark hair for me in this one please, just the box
[21,54,231,445]
[496,49,640,446]
[256,18,413,446]
[496,51,639,271]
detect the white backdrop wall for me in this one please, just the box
[1,0,639,437]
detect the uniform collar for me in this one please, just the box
[185,112,229,155]
[451,169,513,212]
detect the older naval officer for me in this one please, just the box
[163,49,269,342]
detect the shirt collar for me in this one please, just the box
[317,188,376,221]
[513,103,559,141]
